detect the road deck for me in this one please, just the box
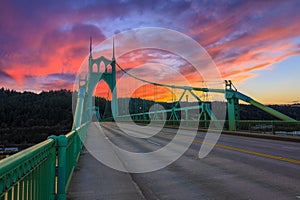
[67,122,300,200]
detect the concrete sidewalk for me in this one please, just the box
[67,147,145,200]
[67,123,144,200]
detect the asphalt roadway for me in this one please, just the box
[67,122,300,200]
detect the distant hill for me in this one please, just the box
[0,88,73,144]
[240,104,300,120]
[0,88,299,145]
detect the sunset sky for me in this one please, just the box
[1,0,300,104]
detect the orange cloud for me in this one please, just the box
[1,0,299,106]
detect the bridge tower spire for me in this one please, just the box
[111,37,118,117]
[89,36,92,58]
[112,37,115,61]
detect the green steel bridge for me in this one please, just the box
[0,42,299,200]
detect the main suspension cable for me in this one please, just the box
[116,62,225,93]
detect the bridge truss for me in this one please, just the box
[73,41,297,132]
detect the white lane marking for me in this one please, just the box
[146,139,161,146]
[296,195,300,199]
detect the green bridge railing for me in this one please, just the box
[0,122,89,200]
[1,119,299,199]
[131,120,300,135]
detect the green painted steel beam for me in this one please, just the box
[234,91,297,122]
[248,99,297,122]
[72,85,86,129]
[203,103,218,121]
[116,105,203,119]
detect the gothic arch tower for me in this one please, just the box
[86,38,118,121]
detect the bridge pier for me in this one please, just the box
[225,80,240,131]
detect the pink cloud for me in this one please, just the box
[1,0,300,102]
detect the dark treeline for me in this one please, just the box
[0,88,299,145]
[0,88,73,145]
[240,104,300,120]
[0,88,72,128]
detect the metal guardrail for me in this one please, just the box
[0,139,56,200]
[0,122,89,200]
[129,120,300,135]
[236,120,300,135]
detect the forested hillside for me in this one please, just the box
[0,88,73,144]
[0,88,72,128]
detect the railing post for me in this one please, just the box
[57,135,67,200]
[73,131,79,167]
[49,135,67,200]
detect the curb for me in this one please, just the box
[164,125,300,143]
[219,129,300,143]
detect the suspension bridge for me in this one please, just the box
[1,41,300,200]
